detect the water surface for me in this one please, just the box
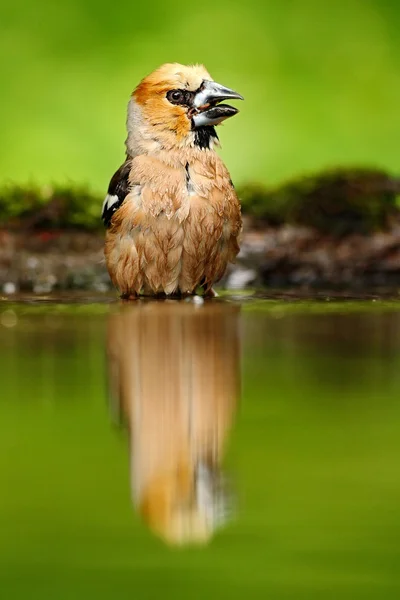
[1,295,400,599]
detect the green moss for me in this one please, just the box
[1,167,399,234]
[238,167,400,235]
[0,183,102,230]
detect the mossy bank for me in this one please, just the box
[1,167,399,293]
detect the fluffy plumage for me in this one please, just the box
[103,63,243,297]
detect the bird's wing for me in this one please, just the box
[102,158,132,227]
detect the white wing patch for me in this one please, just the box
[102,194,119,216]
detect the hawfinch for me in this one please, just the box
[102,63,243,298]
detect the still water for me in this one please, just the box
[1,295,400,599]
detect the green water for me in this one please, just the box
[1,296,400,599]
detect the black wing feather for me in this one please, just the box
[102,159,132,227]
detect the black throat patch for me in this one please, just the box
[193,126,219,150]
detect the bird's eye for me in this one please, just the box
[167,90,184,104]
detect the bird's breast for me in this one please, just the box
[105,153,241,294]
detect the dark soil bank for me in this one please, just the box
[1,167,399,293]
[2,220,400,294]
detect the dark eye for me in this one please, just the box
[167,89,184,104]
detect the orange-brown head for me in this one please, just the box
[126,63,243,155]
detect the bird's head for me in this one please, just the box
[127,63,243,154]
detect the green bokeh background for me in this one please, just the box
[1,0,399,193]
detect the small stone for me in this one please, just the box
[3,282,16,295]
[46,274,57,286]
[33,283,53,294]
[93,282,109,292]
[226,268,257,290]
[26,257,39,269]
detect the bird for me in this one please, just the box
[106,301,240,545]
[102,63,243,298]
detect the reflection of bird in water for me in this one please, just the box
[107,301,240,545]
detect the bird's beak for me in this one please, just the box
[192,80,244,128]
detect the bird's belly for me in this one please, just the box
[105,197,237,296]
[178,209,233,293]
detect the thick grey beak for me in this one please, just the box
[193,80,244,108]
[192,80,243,128]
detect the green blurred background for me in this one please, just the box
[1,0,399,193]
